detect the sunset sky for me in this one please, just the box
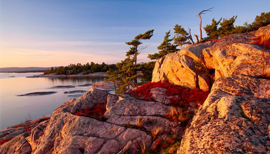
[0,0,269,67]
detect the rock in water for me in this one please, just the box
[178,75,270,154]
[18,91,57,96]
[92,81,115,90]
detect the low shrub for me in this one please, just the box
[129,82,209,107]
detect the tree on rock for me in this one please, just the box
[218,16,237,37]
[106,29,154,94]
[251,12,270,30]
[126,29,154,86]
[197,7,213,42]
[148,30,178,60]
[173,24,194,46]
[204,18,222,40]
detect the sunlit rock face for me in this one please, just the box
[152,42,214,92]
[178,75,270,154]
[152,24,270,91]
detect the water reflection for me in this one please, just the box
[45,77,107,84]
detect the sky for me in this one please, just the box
[0,0,269,67]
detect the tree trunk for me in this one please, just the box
[134,55,138,87]
[199,15,203,42]
[194,34,199,43]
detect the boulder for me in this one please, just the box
[70,88,109,114]
[178,75,270,153]
[32,112,152,154]
[91,81,115,90]
[203,34,270,80]
[105,94,184,138]
[152,42,214,92]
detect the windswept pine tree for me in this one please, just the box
[204,18,222,40]
[218,16,237,37]
[106,29,154,94]
[204,11,270,40]
[125,29,154,86]
[148,30,178,60]
[173,24,194,46]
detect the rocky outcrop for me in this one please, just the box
[1,87,187,154]
[105,94,184,138]
[0,133,32,154]
[151,24,270,153]
[152,42,214,92]
[203,34,270,80]
[152,25,270,91]
[0,115,50,148]
[178,75,270,153]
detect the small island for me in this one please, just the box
[17,91,57,96]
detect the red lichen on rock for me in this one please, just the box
[0,138,13,145]
[129,82,209,107]
[74,103,107,120]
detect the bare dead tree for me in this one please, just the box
[197,7,214,42]
[194,34,199,43]
[188,28,195,44]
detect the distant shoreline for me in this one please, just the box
[26,72,108,78]
[0,67,50,73]
[0,71,46,73]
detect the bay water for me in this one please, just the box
[0,73,106,130]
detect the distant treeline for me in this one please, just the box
[0,67,50,73]
[44,62,117,75]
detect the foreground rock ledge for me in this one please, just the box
[0,88,188,154]
[178,75,270,154]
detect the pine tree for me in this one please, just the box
[251,12,270,30]
[173,24,194,46]
[125,29,154,86]
[218,16,237,37]
[138,61,155,85]
[106,30,154,94]
[148,30,178,60]
[204,18,222,40]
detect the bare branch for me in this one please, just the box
[188,28,195,44]
[197,7,214,42]
[197,7,214,16]
[138,45,148,53]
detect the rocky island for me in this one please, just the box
[1,25,270,154]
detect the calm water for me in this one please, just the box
[0,73,106,130]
